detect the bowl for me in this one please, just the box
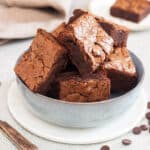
[16,51,145,128]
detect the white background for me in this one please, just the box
[0,0,150,149]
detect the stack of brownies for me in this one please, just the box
[15,9,137,103]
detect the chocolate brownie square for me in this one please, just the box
[104,47,137,92]
[96,17,129,47]
[50,71,110,102]
[58,12,114,75]
[110,0,150,23]
[15,29,67,94]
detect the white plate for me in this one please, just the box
[7,81,147,144]
[88,0,150,31]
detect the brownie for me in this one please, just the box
[110,0,150,23]
[104,47,137,92]
[50,71,110,102]
[52,22,78,72]
[96,17,129,47]
[58,12,114,75]
[52,22,66,38]
[68,9,86,23]
[69,9,129,47]
[15,29,67,94]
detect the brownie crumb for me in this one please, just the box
[132,127,141,135]
[147,102,150,109]
[101,145,110,150]
[146,112,150,120]
[140,124,148,131]
[122,139,132,145]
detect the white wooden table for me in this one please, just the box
[0,0,150,149]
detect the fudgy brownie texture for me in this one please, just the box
[96,17,129,47]
[104,47,137,92]
[50,71,110,102]
[52,22,78,72]
[110,0,150,23]
[15,29,67,94]
[58,12,114,75]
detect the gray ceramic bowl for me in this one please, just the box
[16,52,144,128]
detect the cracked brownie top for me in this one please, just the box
[110,0,150,22]
[104,47,137,75]
[96,17,129,47]
[58,12,114,74]
[15,29,67,94]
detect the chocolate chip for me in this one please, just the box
[140,124,148,131]
[132,127,141,135]
[146,112,150,120]
[101,145,110,150]
[122,139,132,145]
[147,102,150,109]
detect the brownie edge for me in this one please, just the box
[104,47,137,92]
[110,0,150,23]
[15,29,67,94]
[96,17,129,47]
[48,71,111,102]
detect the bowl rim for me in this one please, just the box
[16,51,145,105]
